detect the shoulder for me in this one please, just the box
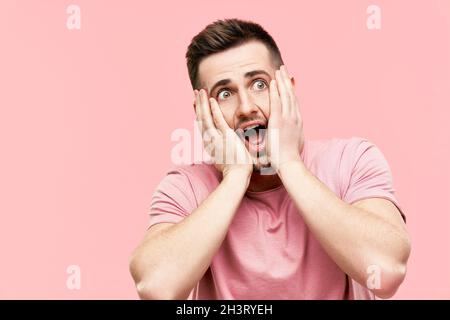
[304,136,373,164]
[166,162,221,183]
[161,162,222,197]
[304,136,393,201]
[303,136,388,187]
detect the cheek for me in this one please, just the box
[219,107,235,128]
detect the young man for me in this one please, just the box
[129,18,410,300]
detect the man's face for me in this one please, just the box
[197,40,287,171]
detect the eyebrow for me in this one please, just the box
[207,69,271,96]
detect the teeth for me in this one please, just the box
[243,124,260,132]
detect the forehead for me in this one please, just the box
[198,41,274,89]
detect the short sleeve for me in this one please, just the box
[148,168,198,229]
[342,138,406,222]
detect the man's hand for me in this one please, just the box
[194,88,253,179]
[132,88,256,299]
[266,65,305,172]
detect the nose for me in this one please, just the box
[235,91,259,118]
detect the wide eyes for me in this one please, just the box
[217,79,268,101]
[217,89,231,101]
[253,79,267,90]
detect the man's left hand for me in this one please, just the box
[266,65,305,172]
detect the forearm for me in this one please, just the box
[130,171,250,299]
[278,161,410,296]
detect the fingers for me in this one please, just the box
[275,65,300,120]
[195,89,218,136]
[280,65,297,118]
[209,97,230,133]
[269,79,282,121]
[194,89,201,121]
[283,70,301,122]
[275,69,291,118]
[194,90,204,135]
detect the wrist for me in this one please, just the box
[277,159,306,181]
[223,167,252,188]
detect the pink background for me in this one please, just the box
[0,0,449,299]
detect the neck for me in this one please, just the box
[246,169,283,193]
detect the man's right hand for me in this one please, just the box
[131,92,253,298]
[130,89,253,299]
[194,89,253,180]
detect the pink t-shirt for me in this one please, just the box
[148,137,405,300]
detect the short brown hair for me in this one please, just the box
[186,18,284,90]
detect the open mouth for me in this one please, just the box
[240,123,267,154]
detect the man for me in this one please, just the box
[129,18,410,300]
